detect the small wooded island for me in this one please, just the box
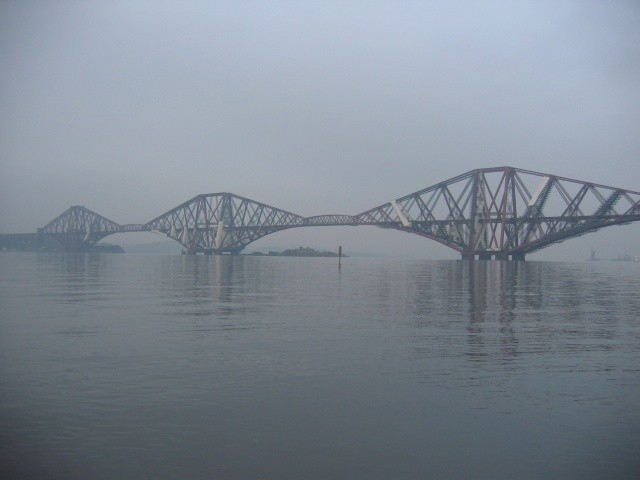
[249,247,343,257]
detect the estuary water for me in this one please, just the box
[1,252,639,479]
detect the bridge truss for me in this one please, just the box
[358,167,640,259]
[34,167,640,258]
[144,193,306,254]
[38,206,124,251]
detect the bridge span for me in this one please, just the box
[4,167,639,260]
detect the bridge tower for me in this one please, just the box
[38,206,123,251]
[357,167,640,260]
[145,193,306,254]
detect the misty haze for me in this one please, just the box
[1,2,639,479]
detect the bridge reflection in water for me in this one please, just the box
[5,166,639,260]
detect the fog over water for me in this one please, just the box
[1,1,639,259]
[2,6,639,479]
[1,253,639,478]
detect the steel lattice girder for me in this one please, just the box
[357,167,640,256]
[37,167,640,255]
[38,206,123,246]
[305,215,360,226]
[144,193,306,253]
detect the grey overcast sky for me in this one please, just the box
[1,0,639,259]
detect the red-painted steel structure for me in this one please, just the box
[34,167,640,259]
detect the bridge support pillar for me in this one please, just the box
[461,252,475,260]
[511,252,526,261]
[478,253,492,260]
[494,252,509,261]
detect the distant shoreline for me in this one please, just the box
[249,247,344,258]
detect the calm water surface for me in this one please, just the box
[1,253,639,479]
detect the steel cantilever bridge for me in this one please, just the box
[36,167,640,260]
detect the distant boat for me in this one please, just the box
[611,254,633,262]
